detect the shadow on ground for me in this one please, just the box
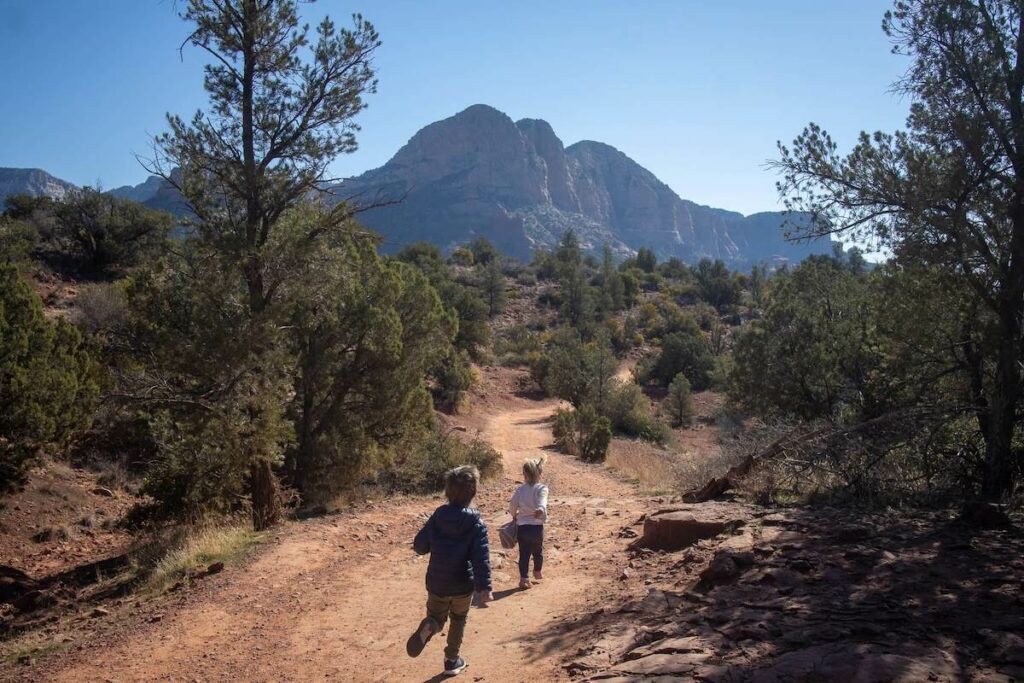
[520,505,1024,681]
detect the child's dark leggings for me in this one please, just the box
[517,524,544,578]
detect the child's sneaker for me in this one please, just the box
[406,616,439,658]
[519,577,532,589]
[533,570,543,582]
[443,657,468,676]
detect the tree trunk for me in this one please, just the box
[250,459,280,531]
[980,320,1021,501]
[240,0,265,314]
[980,207,1024,501]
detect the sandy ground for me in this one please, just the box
[38,394,645,682]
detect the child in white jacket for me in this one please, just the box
[509,457,548,589]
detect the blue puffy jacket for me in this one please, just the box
[413,504,492,597]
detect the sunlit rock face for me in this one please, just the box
[330,104,830,265]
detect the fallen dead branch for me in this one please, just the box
[681,408,948,503]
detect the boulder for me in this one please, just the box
[630,510,744,551]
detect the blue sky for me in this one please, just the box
[0,0,909,215]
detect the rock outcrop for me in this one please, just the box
[330,104,831,265]
[571,503,1024,682]
[0,168,76,204]
[629,505,746,551]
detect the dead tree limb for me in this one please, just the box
[681,408,947,503]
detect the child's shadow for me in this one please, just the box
[490,587,520,602]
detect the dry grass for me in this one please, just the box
[673,448,748,493]
[144,522,266,594]
[605,439,679,494]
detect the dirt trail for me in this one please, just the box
[42,395,644,682]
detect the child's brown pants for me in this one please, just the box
[426,591,472,661]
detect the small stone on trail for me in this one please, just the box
[207,562,225,575]
[91,607,110,618]
[92,486,115,497]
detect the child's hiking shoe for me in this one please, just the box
[519,577,532,590]
[443,657,468,677]
[533,570,543,581]
[406,616,439,658]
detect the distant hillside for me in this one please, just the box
[330,104,830,266]
[0,168,191,218]
[0,168,77,204]
[108,171,190,217]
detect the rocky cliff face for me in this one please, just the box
[0,168,77,204]
[331,104,829,265]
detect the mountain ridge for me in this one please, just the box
[0,168,77,204]
[328,104,828,265]
[1,104,828,265]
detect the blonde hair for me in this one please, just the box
[522,456,545,484]
[444,465,479,506]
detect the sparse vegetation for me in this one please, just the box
[145,523,267,594]
[552,405,612,463]
[380,426,503,494]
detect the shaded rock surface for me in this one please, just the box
[565,504,1024,682]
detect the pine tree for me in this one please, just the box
[131,1,381,526]
[479,258,506,318]
[661,373,694,428]
[774,0,1024,500]
[600,243,624,313]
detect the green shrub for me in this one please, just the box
[432,351,476,411]
[382,427,503,494]
[528,352,552,392]
[1,265,99,492]
[603,381,667,443]
[0,218,39,265]
[45,188,172,276]
[449,246,474,267]
[552,405,612,463]
[638,330,715,390]
[542,329,616,408]
[494,324,542,366]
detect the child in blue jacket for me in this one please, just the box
[407,465,493,677]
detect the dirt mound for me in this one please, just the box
[0,460,136,579]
